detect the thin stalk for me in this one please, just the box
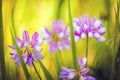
[110,0,119,80]
[32,62,42,80]
[56,0,64,20]
[85,35,89,66]
[55,51,61,78]
[68,0,78,71]
[11,1,30,79]
[10,27,30,80]
[37,59,53,80]
[105,0,111,39]
[0,0,6,80]
[34,52,53,80]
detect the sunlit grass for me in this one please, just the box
[1,0,120,80]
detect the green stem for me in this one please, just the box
[33,51,53,80]
[11,2,30,80]
[68,0,78,71]
[56,0,64,20]
[0,0,6,80]
[55,51,61,78]
[110,0,119,80]
[105,0,111,40]
[86,35,89,66]
[37,59,53,80]
[32,62,42,80]
[10,28,31,80]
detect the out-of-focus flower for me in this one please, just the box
[78,57,96,80]
[59,57,96,80]
[73,14,106,42]
[59,67,76,80]
[78,57,87,68]
[41,20,70,53]
[9,30,44,66]
[79,76,96,80]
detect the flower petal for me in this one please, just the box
[23,30,30,47]
[79,76,86,80]
[34,45,42,53]
[98,27,106,35]
[97,36,105,42]
[59,67,76,80]
[22,53,28,63]
[78,57,87,68]
[16,37,23,48]
[32,32,39,46]
[88,32,93,38]
[94,20,101,29]
[37,53,44,60]
[49,43,57,53]
[86,76,96,80]
[81,68,89,75]
[52,20,63,33]
[81,33,86,39]
[75,35,80,42]
[94,32,100,39]
[8,45,16,49]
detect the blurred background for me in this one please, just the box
[0,0,120,80]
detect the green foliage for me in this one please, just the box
[68,0,78,71]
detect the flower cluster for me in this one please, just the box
[73,14,106,42]
[9,30,44,66]
[59,57,96,80]
[41,20,70,53]
[8,16,104,79]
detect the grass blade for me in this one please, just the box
[37,58,53,80]
[56,0,64,20]
[10,27,31,80]
[0,0,6,80]
[55,51,62,79]
[110,0,120,80]
[68,0,78,70]
[10,2,30,79]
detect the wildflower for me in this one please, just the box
[73,14,106,42]
[59,67,76,80]
[42,20,70,53]
[78,57,96,80]
[59,57,96,80]
[9,30,44,66]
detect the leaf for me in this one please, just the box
[0,0,6,80]
[68,0,78,70]
[37,59,53,80]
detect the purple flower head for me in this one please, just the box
[41,20,70,53]
[73,14,106,42]
[78,57,87,68]
[59,57,96,80]
[59,67,76,80]
[78,57,96,80]
[9,30,44,66]
[79,76,96,80]
[81,68,89,75]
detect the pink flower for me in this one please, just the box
[73,14,106,42]
[59,57,96,80]
[59,67,76,80]
[78,57,96,80]
[9,30,44,66]
[42,20,70,53]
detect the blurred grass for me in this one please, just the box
[68,0,78,71]
[1,0,120,80]
[0,0,6,80]
[92,43,112,80]
[110,0,119,79]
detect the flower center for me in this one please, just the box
[52,31,62,42]
[20,43,34,53]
